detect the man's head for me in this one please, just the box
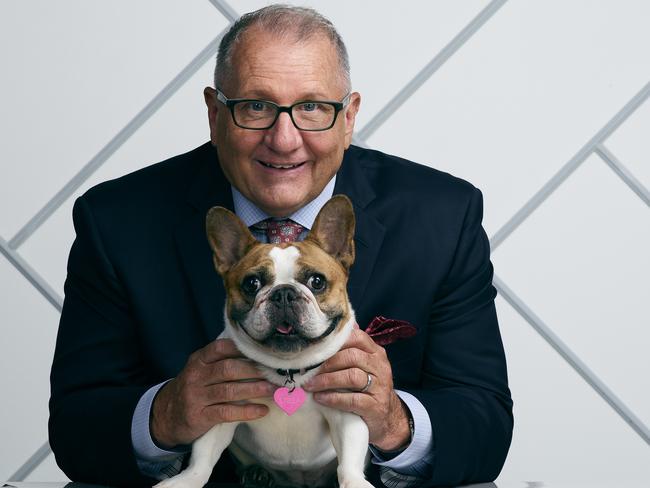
[204,5,361,217]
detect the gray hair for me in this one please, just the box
[214,4,351,93]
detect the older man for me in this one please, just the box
[49,5,512,488]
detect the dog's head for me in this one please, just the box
[206,195,356,369]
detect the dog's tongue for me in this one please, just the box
[276,324,294,334]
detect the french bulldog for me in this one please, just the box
[156,195,373,488]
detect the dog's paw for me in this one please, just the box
[154,471,209,488]
[338,476,374,488]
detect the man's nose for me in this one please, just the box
[264,112,302,152]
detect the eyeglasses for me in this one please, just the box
[216,88,351,131]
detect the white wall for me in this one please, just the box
[1,0,648,485]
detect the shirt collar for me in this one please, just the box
[231,175,337,230]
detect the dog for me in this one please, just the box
[155,195,373,488]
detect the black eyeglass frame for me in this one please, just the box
[215,88,352,131]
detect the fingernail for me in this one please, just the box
[313,392,327,403]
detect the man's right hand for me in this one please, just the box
[150,338,275,449]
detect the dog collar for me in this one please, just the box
[275,362,323,384]
[275,362,324,392]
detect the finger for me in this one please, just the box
[312,390,372,416]
[319,347,373,374]
[341,329,382,353]
[204,380,276,404]
[304,368,368,393]
[204,358,267,384]
[204,402,269,423]
[196,339,244,364]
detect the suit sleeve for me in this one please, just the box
[398,187,513,486]
[48,195,158,486]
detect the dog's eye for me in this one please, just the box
[307,274,327,292]
[242,275,262,295]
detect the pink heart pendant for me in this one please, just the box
[273,386,306,416]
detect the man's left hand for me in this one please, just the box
[304,327,411,451]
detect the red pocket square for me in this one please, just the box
[366,316,417,346]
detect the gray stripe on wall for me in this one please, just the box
[356,0,509,142]
[494,274,650,446]
[207,0,239,22]
[8,440,52,482]
[595,143,650,207]
[490,81,650,251]
[0,237,63,312]
[8,31,228,250]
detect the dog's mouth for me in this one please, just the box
[265,314,342,350]
[274,322,297,335]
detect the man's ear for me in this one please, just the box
[343,92,361,148]
[306,195,355,271]
[204,87,219,144]
[206,207,257,275]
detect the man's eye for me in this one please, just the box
[298,102,319,112]
[242,276,262,295]
[243,101,270,113]
[307,274,326,292]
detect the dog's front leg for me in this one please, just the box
[154,422,239,488]
[321,407,373,488]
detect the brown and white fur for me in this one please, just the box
[155,195,372,488]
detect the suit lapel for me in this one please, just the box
[174,145,233,342]
[334,147,386,320]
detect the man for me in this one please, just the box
[49,5,512,487]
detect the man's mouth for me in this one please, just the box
[257,160,306,170]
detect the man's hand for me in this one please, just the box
[151,339,275,449]
[304,328,411,451]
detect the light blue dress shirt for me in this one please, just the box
[131,176,434,479]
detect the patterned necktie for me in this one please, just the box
[252,218,305,244]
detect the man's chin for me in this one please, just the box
[251,192,314,218]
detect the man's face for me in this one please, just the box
[204,28,360,217]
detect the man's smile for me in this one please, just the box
[257,160,307,170]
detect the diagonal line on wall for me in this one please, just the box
[7,440,52,483]
[356,0,509,142]
[490,80,650,251]
[494,274,650,446]
[0,236,63,312]
[207,0,239,22]
[1,240,61,479]
[595,143,650,207]
[351,134,369,149]
[8,31,228,251]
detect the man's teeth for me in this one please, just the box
[260,161,303,169]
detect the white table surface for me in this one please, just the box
[5,482,649,488]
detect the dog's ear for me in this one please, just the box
[306,195,355,271]
[206,207,257,275]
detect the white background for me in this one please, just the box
[1,0,649,486]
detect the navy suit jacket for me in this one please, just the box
[49,142,513,487]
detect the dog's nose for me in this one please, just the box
[270,285,298,307]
